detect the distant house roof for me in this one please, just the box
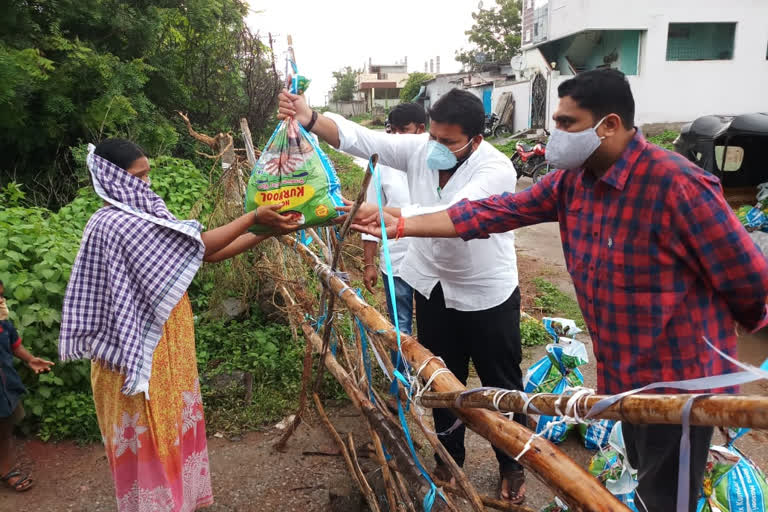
[359,81,398,89]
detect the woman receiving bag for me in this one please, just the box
[59,139,298,511]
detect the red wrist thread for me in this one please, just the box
[395,216,406,240]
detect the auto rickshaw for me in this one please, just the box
[674,113,768,207]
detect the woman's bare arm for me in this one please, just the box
[204,233,269,263]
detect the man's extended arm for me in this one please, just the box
[668,174,768,331]
[278,91,421,171]
[352,170,563,239]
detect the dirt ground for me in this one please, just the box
[2,176,768,511]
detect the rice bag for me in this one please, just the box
[697,429,768,512]
[588,422,640,511]
[579,419,616,451]
[523,337,587,443]
[245,71,343,234]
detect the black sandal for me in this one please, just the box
[1,468,34,492]
[500,468,525,504]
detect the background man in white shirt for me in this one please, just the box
[362,103,427,336]
[278,88,526,504]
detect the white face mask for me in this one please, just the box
[546,116,608,170]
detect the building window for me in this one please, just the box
[526,29,532,42]
[666,22,736,61]
[534,23,539,37]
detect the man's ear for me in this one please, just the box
[472,134,484,149]
[416,123,426,134]
[600,113,623,138]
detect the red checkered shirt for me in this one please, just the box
[448,132,768,394]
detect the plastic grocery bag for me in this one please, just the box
[579,419,616,451]
[542,317,583,341]
[245,70,343,234]
[697,428,768,512]
[588,422,640,511]
[522,337,587,443]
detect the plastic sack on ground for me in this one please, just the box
[542,317,583,342]
[697,428,768,512]
[539,497,569,511]
[579,419,616,451]
[245,71,343,234]
[522,337,587,443]
[588,421,640,511]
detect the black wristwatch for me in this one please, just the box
[303,110,318,132]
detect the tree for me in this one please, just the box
[330,67,358,102]
[456,0,522,71]
[0,0,281,208]
[400,73,433,103]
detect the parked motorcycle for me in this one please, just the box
[510,140,553,183]
[484,113,511,138]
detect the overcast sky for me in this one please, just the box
[246,0,482,106]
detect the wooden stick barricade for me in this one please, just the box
[418,390,768,429]
[281,235,628,512]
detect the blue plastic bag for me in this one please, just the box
[697,429,768,512]
[523,338,587,444]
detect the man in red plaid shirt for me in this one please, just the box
[350,69,768,511]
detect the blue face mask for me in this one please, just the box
[426,139,473,171]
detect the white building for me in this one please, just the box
[356,58,410,112]
[512,0,768,130]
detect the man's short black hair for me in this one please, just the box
[428,88,485,138]
[558,69,635,129]
[94,138,146,171]
[388,102,427,129]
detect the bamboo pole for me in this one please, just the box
[368,423,401,512]
[393,470,418,512]
[435,480,536,512]
[409,410,486,512]
[282,236,628,512]
[312,156,375,390]
[419,390,768,429]
[314,393,367,505]
[348,432,383,512]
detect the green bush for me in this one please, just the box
[520,317,552,347]
[195,313,307,433]
[648,130,679,151]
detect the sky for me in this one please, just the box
[246,0,483,106]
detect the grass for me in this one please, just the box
[647,130,679,151]
[532,277,585,328]
[520,317,553,347]
[320,141,365,198]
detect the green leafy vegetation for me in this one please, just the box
[532,278,585,328]
[0,0,281,209]
[400,73,433,103]
[330,66,359,102]
[456,0,522,71]
[320,142,366,199]
[647,130,679,151]
[520,317,552,347]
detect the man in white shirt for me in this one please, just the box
[279,88,526,504]
[362,103,427,336]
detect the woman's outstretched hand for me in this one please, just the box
[254,204,302,233]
